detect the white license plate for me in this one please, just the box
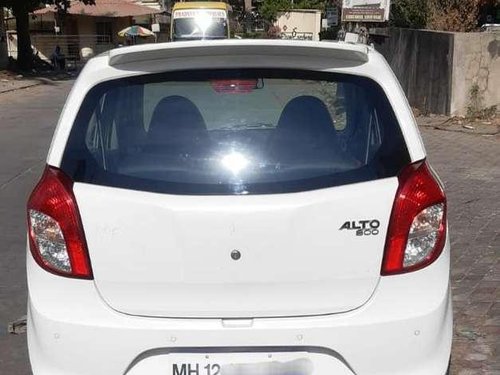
[171,354,314,375]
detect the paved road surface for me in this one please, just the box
[0,82,498,374]
[424,128,499,375]
[0,81,72,375]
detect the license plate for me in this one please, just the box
[173,363,221,375]
[172,357,314,375]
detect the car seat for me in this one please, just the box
[268,95,342,166]
[146,95,210,158]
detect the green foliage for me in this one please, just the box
[0,0,36,12]
[390,0,429,29]
[427,0,484,32]
[319,25,341,40]
[259,0,328,22]
[0,0,95,14]
[390,0,494,31]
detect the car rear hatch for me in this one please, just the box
[62,68,410,318]
[74,179,397,317]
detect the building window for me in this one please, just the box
[96,21,112,44]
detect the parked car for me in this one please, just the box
[26,40,452,375]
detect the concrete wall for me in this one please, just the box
[376,28,500,116]
[76,15,129,47]
[376,28,454,115]
[451,32,500,116]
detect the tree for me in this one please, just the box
[427,0,493,32]
[390,0,497,32]
[390,0,429,29]
[0,7,8,69]
[0,0,94,71]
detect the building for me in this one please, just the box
[5,0,163,68]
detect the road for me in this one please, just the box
[0,81,498,374]
[0,81,72,375]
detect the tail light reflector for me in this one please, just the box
[382,160,447,275]
[27,166,92,279]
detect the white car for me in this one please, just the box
[26,40,452,375]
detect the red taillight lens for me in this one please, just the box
[27,166,93,279]
[382,160,447,275]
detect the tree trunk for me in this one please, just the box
[12,4,33,71]
[0,8,8,69]
[244,0,252,11]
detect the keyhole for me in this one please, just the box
[231,250,241,261]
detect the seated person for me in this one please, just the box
[50,46,66,70]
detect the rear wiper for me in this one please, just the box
[249,122,274,129]
[215,123,274,130]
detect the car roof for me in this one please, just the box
[46,40,426,165]
[172,2,230,11]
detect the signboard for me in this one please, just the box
[280,30,314,40]
[342,0,391,22]
[275,10,322,41]
[173,9,227,19]
[151,23,160,33]
[326,7,339,27]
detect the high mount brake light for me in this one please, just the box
[211,79,258,94]
[382,160,447,275]
[27,166,93,279]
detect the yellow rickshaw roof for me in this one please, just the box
[172,2,230,11]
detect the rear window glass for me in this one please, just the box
[61,69,410,195]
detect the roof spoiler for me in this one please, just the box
[108,40,370,67]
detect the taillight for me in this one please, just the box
[382,160,447,275]
[27,166,93,279]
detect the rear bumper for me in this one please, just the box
[27,244,453,375]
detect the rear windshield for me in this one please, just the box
[62,69,410,195]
